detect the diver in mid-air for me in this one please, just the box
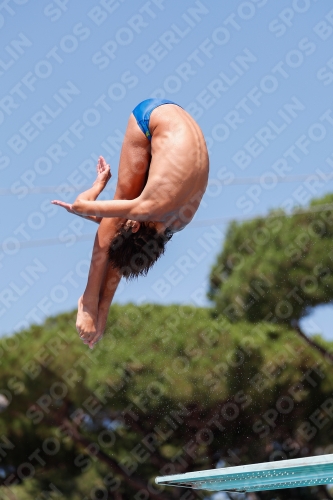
[52,99,209,348]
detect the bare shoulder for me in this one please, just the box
[150,105,209,172]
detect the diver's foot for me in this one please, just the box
[76,296,98,348]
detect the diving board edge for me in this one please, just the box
[155,453,333,492]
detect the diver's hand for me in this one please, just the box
[93,156,111,191]
[51,200,74,213]
[51,200,102,224]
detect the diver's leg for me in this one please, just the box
[83,262,121,349]
[114,113,151,199]
[77,114,151,346]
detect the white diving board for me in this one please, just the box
[155,454,333,492]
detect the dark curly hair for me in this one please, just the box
[108,222,173,280]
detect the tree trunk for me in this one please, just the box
[62,419,181,500]
[292,321,333,364]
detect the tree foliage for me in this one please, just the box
[208,193,333,326]
[3,194,333,499]
[1,305,333,499]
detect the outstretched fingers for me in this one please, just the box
[98,156,108,173]
[100,155,107,169]
[95,156,111,187]
[97,156,103,174]
[51,200,73,212]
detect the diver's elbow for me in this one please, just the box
[132,200,156,220]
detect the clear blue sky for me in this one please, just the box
[1,0,333,339]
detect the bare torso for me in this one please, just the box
[136,104,209,232]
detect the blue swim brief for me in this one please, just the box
[132,99,181,141]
